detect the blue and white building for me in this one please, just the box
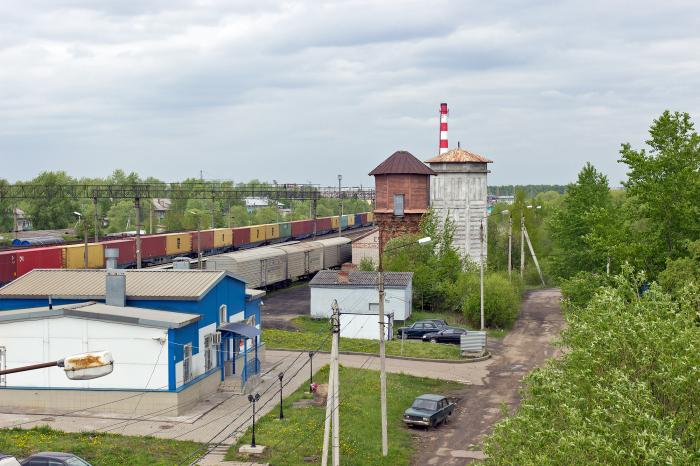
[0,269,264,415]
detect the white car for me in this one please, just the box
[0,455,21,466]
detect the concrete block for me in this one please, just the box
[238,444,267,456]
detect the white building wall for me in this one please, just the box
[310,286,411,320]
[339,313,392,340]
[0,317,168,390]
[430,167,488,263]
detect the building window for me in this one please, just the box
[219,304,227,325]
[393,194,404,217]
[204,335,214,371]
[183,343,192,383]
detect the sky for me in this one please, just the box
[1,0,699,187]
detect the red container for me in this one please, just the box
[360,213,368,225]
[0,250,17,284]
[233,227,251,247]
[316,217,332,232]
[101,239,136,266]
[140,235,167,260]
[291,220,312,238]
[16,246,63,277]
[191,230,215,251]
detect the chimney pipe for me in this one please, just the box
[106,271,126,307]
[338,270,349,284]
[439,102,448,155]
[105,248,119,270]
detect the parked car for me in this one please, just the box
[0,454,21,466]
[403,394,455,428]
[397,320,448,339]
[21,453,92,466]
[422,327,467,344]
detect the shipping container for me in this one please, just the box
[63,243,105,269]
[264,224,279,241]
[191,230,215,251]
[0,251,16,284]
[278,222,292,239]
[213,228,233,249]
[347,214,355,227]
[249,226,266,244]
[233,227,251,247]
[17,246,64,277]
[206,246,287,288]
[274,242,323,280]
[316,217,332,234]
[291,220,312,238]
[340,215,349,228]
[360,213,368,225]
[140,235,168,260]
[355,213,363,226]
[164,233,192,256]
[101,239,136,266]
[367,212,375,223]
[331,216,340,229]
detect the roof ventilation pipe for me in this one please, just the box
[105,248,119,270]
[106,271,126,307]
[172,257,190,270]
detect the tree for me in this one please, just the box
[619,110,700,265]
[106,200,136,233]
[24,171,79,230]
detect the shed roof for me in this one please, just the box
[425,147,493,164]
[368,151,436,176]
[309,270,412,289]
[0,269,240,301]
[0,301,200,329]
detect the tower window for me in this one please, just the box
[393,194,405,217]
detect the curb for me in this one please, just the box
[266,348,492,364]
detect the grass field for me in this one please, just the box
[264,316,462,360]
[226,366,462,465]
[0,425,202,465]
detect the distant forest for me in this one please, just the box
[488,185,567,197]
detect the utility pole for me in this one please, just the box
[12,206,17,239]
[322,300,341,466]
[507,213,513,279]
[149,201,153,235]
[479,217,485,331]
[338,175,343,238]
[135,198,142,269]
[93,197,99,242]
[523,226,545,286]
[312,198,318,239]
[197,215,202,270]
[377,230,388,457]
[520,213,525,279]
[83,217,89,269]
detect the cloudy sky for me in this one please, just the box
[1,0,699,187]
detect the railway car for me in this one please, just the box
[0,250,15,284]
[278,222,292,241]
[367,212,375,224]
[274,241,323,280]
[101,239,136,266]
[291,219,313,239]
[63,243,105,269]
[163,232,192,256]
[331,216,340,231]
[140,235,168,261]
[206,247,287,288]
[212,228,233,249]
[313,237,352,269]
[0,247,65,284]
[345,214,354,228]
[263,224,280,243]
[233,227,251,248]
[249,225,266,246]
[191,230,215,251]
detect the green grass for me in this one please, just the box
[226,366,462,465]
[0,425,202,465]
[264,317,462,360]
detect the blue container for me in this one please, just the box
[340,215,348,228]
[355,213,363,226]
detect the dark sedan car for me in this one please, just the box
[397,319,448,339]
[21,453,92,466]
[403,394,455,428]
[422,327,467,344]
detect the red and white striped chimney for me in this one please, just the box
[439,102,448,154]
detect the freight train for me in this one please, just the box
[0,212,374,285]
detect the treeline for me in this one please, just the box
[485,111,700,463]
[0,171,370,237]
[488,185,567,197]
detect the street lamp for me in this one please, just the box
[248,392,261,447]
[278,372,285,419]
[377,235,431,456]
[0,351,114,380]
[308,351,315,392]
[74,211,88,269]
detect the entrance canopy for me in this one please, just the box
[219,322,261,339]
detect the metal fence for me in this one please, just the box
[460,331,487,354]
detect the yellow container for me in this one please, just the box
[367,212,375,223]
[213,228,233,248]
[265,223,279,240]
[331,216,340,229]
[165,233,192,256]
[63,243,105,269]
[249,225,266,243]
[347,215,355,226]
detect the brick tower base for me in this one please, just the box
[375,212,424,252]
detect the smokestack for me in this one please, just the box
[105,248,119,270]
[106,271,126,307]
[439,102,448,155]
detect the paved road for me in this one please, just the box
[261,283,310,330]
[411,288,564,465]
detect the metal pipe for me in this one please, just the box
[0,360,59,376]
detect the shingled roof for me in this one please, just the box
[425,147,493,164]
[369,151,436,176]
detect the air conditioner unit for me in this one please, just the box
[213,332,222,345]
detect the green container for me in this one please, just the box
[279,222,292,238]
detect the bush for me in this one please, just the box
[461,272,521,328]
[559,271,612,309]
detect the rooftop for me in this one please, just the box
[425,147,493,164]
[0,269,239,301]
[309,270,413,288]
[368,151,436,176]
[0,301,201,329]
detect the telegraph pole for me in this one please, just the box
[507,213,513,279]
[93,197,99,242]
[479,217,485,331]
[377,230,388,457]
[135,198,142,269]
[520,213,525,279]
[338,175,343,238]
[322,300,341,466]
[83,217,89,269]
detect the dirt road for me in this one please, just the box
[411,288,564,465]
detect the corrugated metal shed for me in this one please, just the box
[368,151,436,176]
[309,270,412,288]
[425,147,493,164]
[0,301,201,328]
[0,269,232,300]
